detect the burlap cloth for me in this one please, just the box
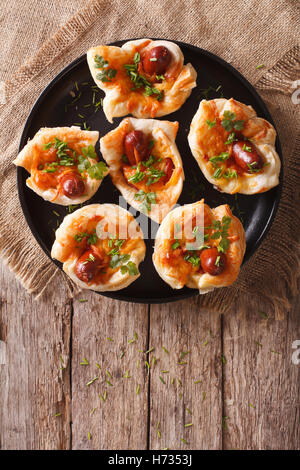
[0,0,299,316]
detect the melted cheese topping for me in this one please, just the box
[188,98,281,195]
[51,204,146,290]
[153,200,246,292]
[100,118,184,224]
[30,143,82,194]
[87,39,197,122]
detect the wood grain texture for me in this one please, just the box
[148,297,223,450]
[222,294,300,450]
[0,261,72,450]
[0,257,299,450]
[71,293,149,450]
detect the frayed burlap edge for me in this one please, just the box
[256,45,300,94]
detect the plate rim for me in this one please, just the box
[17,38,283,304]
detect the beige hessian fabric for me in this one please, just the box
[0,0,299,317]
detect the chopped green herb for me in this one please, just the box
[259,311,268,319]
[206,119,216,128]
[222,110,244,132]
[124,54,163,101]
[86,376,99,386]
[134,190,156,213]
[159,376,166,384]
[172,241,181,250]
[225,132,237,145]
[213,167,223,179]
[80,357,89,365]
[223,169,238,179]
[94,54,117,82]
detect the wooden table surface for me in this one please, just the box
[0,259,299,450]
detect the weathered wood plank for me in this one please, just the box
[222,293,300,450]
[71,294,149,450]
[0,261,72,450]
[148,297,223,450]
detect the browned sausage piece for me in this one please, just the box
[75,249,104,283]
[232,140,263,173]
[162,158,175,183]
[200,247,226,276]
[142,46,172,75]
[124,130,149,165]
[60,172,85,198]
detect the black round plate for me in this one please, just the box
[17,39,282,303]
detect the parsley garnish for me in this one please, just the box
[120,261,139,276]
[42,138,75,171]
[184,253,200,267]
[83,253,96,265]
[128,157,166,186]
[206,119,216,128]
[224,132,237,145]
[247,162,261,173]
[172,241,180,250]
[134,190,156,213]
[242,143,252,152]
[127,162,145,184]
[124,53,163,101]
[213,167,223,179]
[221,111,244,132]
[77,145,107,180]
[94,54,117,83]
[209,152,229,167]
[223,169,238,179]
[107,237,138,276]
[74,230,97,245]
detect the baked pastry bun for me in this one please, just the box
[100,117,184,223]
[153,200,246,294]
[51,204,146,291]
[13,126,108,205]
[87,38,197,123]
[188,98,281,194]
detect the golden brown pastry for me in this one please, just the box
[188,98,281,194]
[100,117,184,223]
[13,126,108,205]
[51,204,146,291]
[87,39,197,122]
[153,200,246,294]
